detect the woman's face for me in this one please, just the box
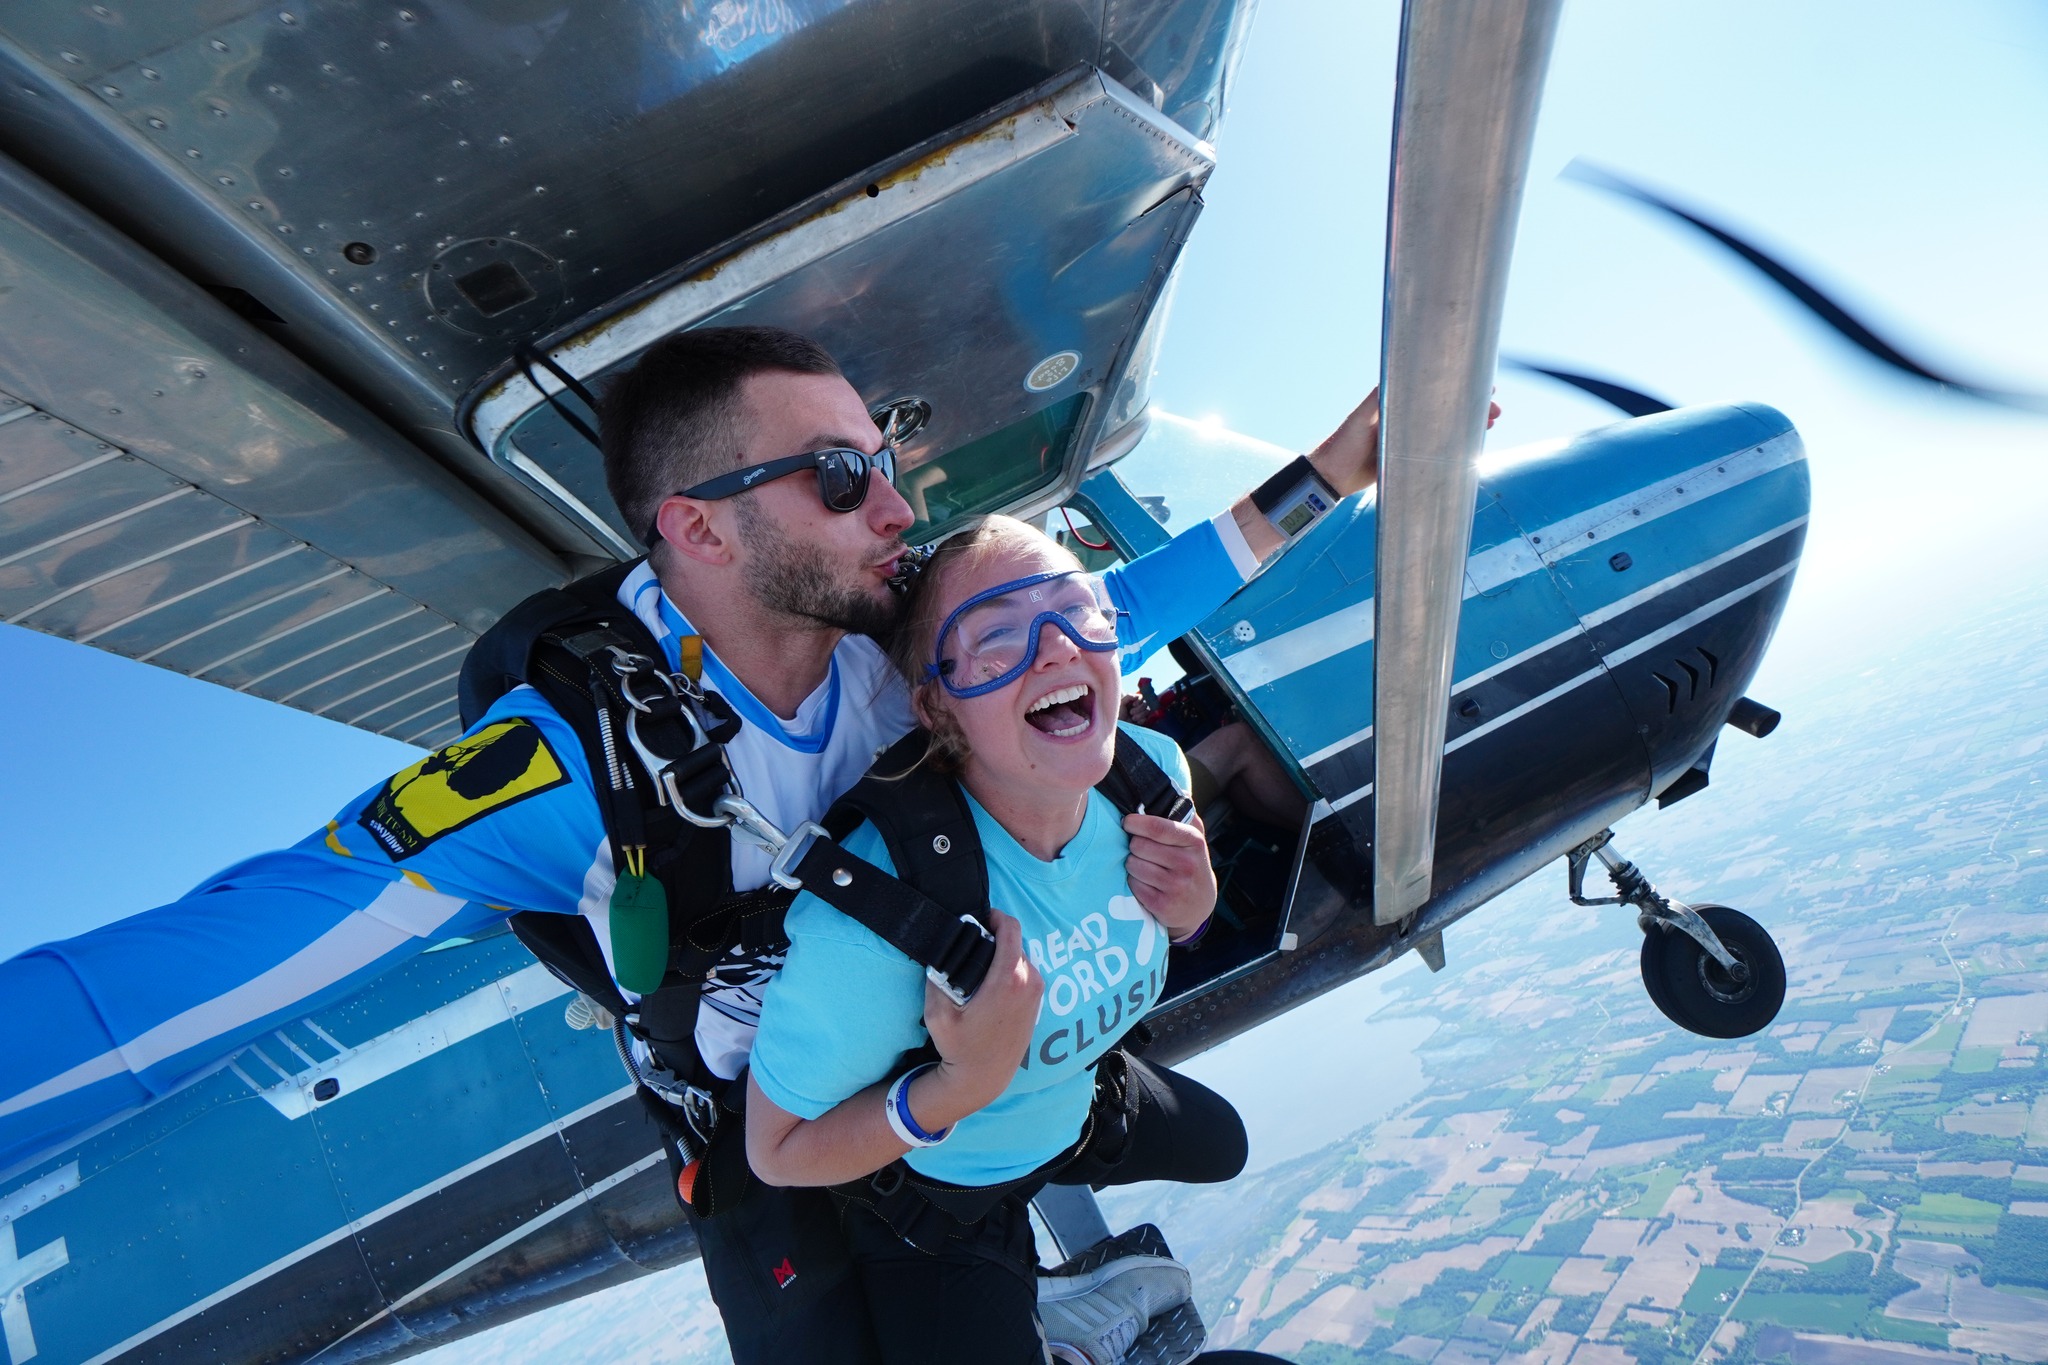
[923,537,1123,799]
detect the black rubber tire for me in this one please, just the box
[1639,904,1785,1039]
[1639,932,1702,1033]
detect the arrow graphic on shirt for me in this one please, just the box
[1106,895,1158,968]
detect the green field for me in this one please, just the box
[1904,1016,1965,1060]
[1899,1191,2003,1236]
[1954,1047,2004,1075]
[1464,1186,1509,1223]
[1867,1064,1948,1100]
[1681,1267,1749,1314]
[1865,1314,1951,1347]
[1616,1166,1685,1218]
[1497,1254,1566,1294]
[1731,1293,1871,1332]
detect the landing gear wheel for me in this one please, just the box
[1639,904,1785,1039]
[1638,935,1701,1034]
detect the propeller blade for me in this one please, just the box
[1502,357,1675,416]
[1565,160,2045,412]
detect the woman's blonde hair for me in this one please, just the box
[883,515,1080,775]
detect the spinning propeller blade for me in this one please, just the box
[1501,358,1675,416]
[1565,160,2046,412]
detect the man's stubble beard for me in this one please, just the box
[733,495,903,639]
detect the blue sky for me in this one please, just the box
[1149,0,2048,700]
[3,0,2044,962]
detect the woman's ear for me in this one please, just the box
[909,681,941,732]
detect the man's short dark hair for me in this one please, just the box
[600,325,844,547]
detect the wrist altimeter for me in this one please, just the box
[1251,455,1339,542]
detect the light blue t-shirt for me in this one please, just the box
[750,723,1191,1187]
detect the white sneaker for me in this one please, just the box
[1037,1253,1193,1365]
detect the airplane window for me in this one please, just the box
[899,392,1087,540]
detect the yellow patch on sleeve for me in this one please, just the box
[356,719,569,860]
[324,821,353,858]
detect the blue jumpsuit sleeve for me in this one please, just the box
[0,687,608,1174]
[749,823,928,1121]
[1100,516,1248,675]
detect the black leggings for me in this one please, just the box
[698,1058,1246,1365]
[846,1057,1247,1365]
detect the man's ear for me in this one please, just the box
[655,496,735,568]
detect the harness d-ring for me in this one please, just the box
[604,647,737,820]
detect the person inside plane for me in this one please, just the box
[1186,720,1312,830]
[0,326,1393,1362]
[746,514,1247,1364]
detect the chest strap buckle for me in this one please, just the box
[767,820,832,890]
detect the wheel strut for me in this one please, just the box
[1565,831,1749,984]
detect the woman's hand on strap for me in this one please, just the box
[922,909,1042,1119]
[1123,810,1216,941]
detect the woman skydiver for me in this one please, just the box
[744,513,1249,1364]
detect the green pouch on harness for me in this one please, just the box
[609,867,670,995]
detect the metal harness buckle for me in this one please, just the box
[767,820,832,891]
[681,1086,720,1148]
[608,649,737,822]
[925,914,997,1007]
[711,795,784,853]
[717,799,836,894]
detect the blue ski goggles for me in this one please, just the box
[928,570,1122,699]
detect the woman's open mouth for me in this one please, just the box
[1025,683,1094,740]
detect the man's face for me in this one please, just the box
[723,369,917,636]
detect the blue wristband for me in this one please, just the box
[885,1064,951,1147]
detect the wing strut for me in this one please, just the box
[1372,0,1564,925]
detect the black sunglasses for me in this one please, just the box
[646,445,898,543]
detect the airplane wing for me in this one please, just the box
[0,152,564,750]
[1370,0,1563,923]
[0,6,1234,749]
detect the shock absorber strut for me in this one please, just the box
[1565,831,1749,984]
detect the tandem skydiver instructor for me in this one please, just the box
[0,326,1386,1361]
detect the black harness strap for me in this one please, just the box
[507,900,631,1022]
[1098,728,1195,823]
[705,729,1189,1014]
[461,560,740,1085]
[832,731,989,917]
[788,835,997,1003]
[788,728,1194,1006]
